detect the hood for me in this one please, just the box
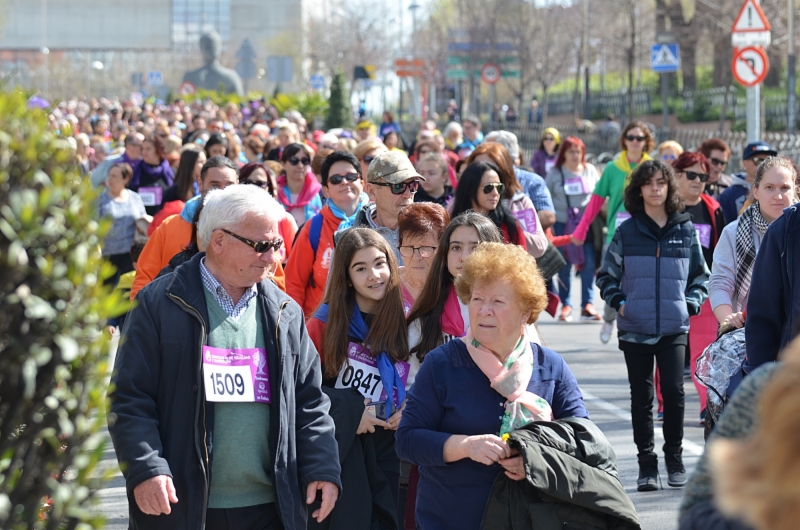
[180,195,203,223]
[729,172,750,187]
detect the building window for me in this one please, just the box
[172,0,231,47]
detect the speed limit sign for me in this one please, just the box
[481,63,501,85]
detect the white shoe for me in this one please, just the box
[600,320,616,344]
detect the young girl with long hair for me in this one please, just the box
[596,160,709,492]
[451,161,527,249]
[305,228,409,530]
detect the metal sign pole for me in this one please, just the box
[788,0,796,134]
[662,72,669,129]
[747,85,760,141]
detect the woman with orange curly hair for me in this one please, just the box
[397,242,587,530]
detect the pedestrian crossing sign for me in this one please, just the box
[651,44,680,73]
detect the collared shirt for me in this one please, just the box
[200,257,257,320]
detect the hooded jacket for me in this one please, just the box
[109,252,340,530]
[482,417,641,530]
[744,203,800,369]
[352,203,404,265]
[718,172,750,223]
[596,211,709,341]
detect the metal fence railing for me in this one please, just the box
[398,120,800,174]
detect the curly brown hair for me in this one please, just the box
[623,159,683,215]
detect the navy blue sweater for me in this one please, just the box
[395,339,588,530]
[745,203,800,370]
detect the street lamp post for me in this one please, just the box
[409,2,420,119]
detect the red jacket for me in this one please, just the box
[284,205,343,318]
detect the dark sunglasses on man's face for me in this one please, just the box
[328,173,361,185]
[625,135,647,142]
[709,157,728,168]
[288,156,311,166]
[750,156,767,166]
[221,229,283,253]
[371,180,420,195]
[684,171,710,183]
[482,182,505,195]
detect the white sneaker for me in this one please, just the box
[600,320,616,344]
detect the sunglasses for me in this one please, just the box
[684,171,710,183]
[221,229,283,253]
[398,245,436,258]
[661,154,676,161]
[244,180,270,189]
[543,136,556,142]
[371,180,420,195]
[625,135,647,142]
[709,157,728,168]
[288,156,311,166]
[362,155,376,164]
[328,172,360,185]
[482,182,505,195]
[750,156,768,166]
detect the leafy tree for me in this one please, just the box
[325,70,352,130]
[0,90,124,528]
[270,92,329,125]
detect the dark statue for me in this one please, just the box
[182,30,244,95]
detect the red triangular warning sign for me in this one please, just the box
[732,0,771,33]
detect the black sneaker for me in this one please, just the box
[637,457,659,492]
[666,453,687,487]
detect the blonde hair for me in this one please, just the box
[657,140,684,156]
[709,337,800,530]
[353,138,387,161]
[454,242,547,325]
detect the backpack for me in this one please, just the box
[295,213,324,289]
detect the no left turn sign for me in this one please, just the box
[481,63,501,85]
[732,46,769,87]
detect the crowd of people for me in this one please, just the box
[64,93,800,530]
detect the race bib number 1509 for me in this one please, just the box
[203,346,271,404]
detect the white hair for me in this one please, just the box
[198,185,284,249]
[485,130,521,162]
[442,121,463,137]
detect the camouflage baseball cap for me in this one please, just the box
[367,151,426,184]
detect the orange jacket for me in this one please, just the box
[278,211,298,263]
[284,205,342,318]
[131,213,286,300]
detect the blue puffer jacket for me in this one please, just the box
[596,211,710,340]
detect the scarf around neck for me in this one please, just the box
[463,327,552,436]
[613,150,652,178]
[733,203,772,307]
[328,192,369,232]
[313,303,406,410]
[277,171,322,211]
[441,286,466,338]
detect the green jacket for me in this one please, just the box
[482,417,641,530]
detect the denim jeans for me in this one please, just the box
[553,221,595,308]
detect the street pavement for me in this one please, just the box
[93,286,705,530]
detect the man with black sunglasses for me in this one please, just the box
[699,138,733,199]
[349,151,426,265]
[110,185,341,530]
[719,141,777,222]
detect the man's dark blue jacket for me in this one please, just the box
[109,252,341,530]
[745,203,800,370]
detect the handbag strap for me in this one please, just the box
[560,166,574,210]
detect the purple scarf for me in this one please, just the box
[130,158,174,189]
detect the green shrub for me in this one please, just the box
[0,90,126,528]
[325,69,352,130]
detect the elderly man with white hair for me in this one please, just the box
[109,185,341,530]
[485,130,556,230]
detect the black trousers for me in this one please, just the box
[623,344,685,460]
[104,252,134,287]
[206,503,283,530]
